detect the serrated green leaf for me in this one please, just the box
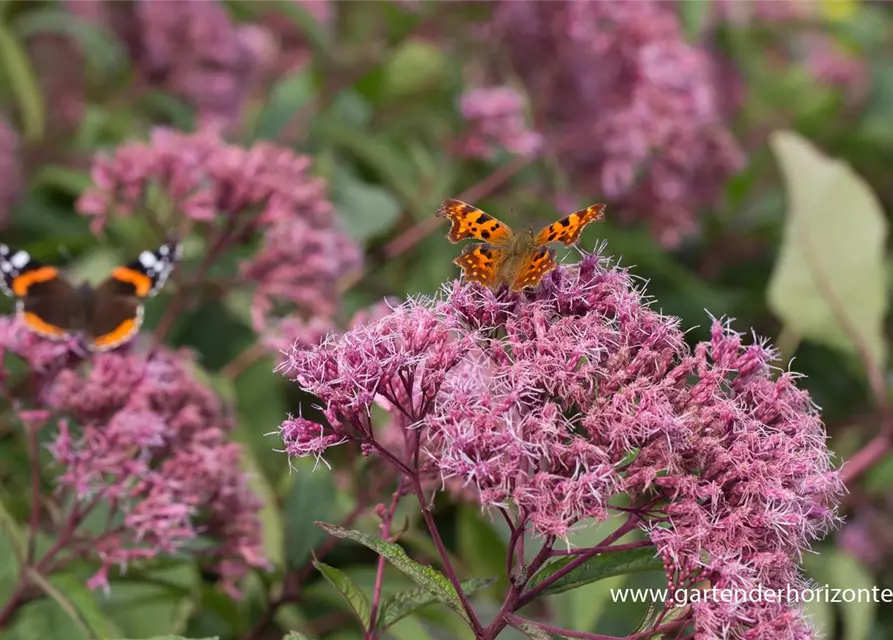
[0,22,45,140]
[527,547,662,597]
[317,522,475,624]
[768,130,889,368]
[284,459,337,569]
[511,619,562,640]
[377,577,495,631]
[312,560,371,629]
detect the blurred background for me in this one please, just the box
[0,0,892,639]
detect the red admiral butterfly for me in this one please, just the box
[0,241,183,351]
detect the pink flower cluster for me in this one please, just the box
[0,319,267,597]
[484,1,744,247]
[280,249,841,638]
[77,127,361,336]
[458,86,543,160]
[66,0,272,130]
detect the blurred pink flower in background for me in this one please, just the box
[65,0,273,131]
[77,127,361,341]
[458,86,543,160]
[280,249,842,638]
[483,0,744,247]
[0,116,21,228]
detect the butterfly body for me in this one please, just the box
[0,241,182,351]
[436,199,605,291]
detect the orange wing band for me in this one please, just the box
[12,267,59,297]
[20,311,68,338]
[91,318,139,350]
[111,267,153,298]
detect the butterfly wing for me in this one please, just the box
[86,240,182,351]
[436,199,513,245]
[510,246,557,292]
[86,277,145,351]
[454,243,505,289]
[534,204,606,247]
[0,244,81,339]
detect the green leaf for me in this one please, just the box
[768,130,889,368]
[381,39,450,99]
[678,0,711,42]
[120,637,219,640]
[265,0,333,58]
[377,578,495,631]
[284,458,337,569]
[804,549,876,640]
[0,497,24,604]
[511,619,562,640]
[252,69,316,140]
[12,11,128,79]
[316,122,419,206]
[241,442,285,567]
[317,522,478,624]
[527,547,662,598]
[456,506,508,598]
[32,165,93,198]
[312,560,371,629]
[282,633,313,640]
[331,166,403,242]
[42,573,122,639]
[4,597,90,640]
[0,22,45,140]
[100,564,198,637]
[233,356,289,481]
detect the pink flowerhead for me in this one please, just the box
[46,348,267,597]
[458,86,543,160]
[487,1,744,246]
[280,247,841,638]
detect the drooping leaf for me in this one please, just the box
[377,578,495,630]
[0,23,45,140]
[312,560,371,629]
[768,130,889,368]
[12,11,128,79]
[0,497,24,605]
[510,618,563,640]
[317,522,481,624]
[527,547,662,598]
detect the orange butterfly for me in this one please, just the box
[436,199,606,292]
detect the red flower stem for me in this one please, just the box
[548,539,654,557]
[516,513,646,609]
[409,472,483,636]
[26,422,40,565]
[367,478,405,637]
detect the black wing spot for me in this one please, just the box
[481,231,491,239]
[475,214,491,225]
[557,217,570,227]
